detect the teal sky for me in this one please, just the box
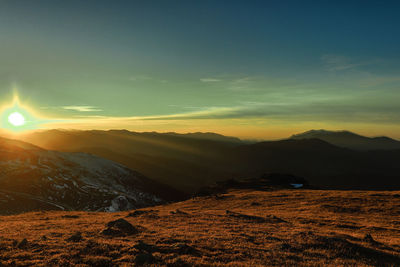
[0,1,400,139]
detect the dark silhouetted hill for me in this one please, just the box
[291,129,400,150]
[18,130,400,192]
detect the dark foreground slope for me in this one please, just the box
[19,130,400,192]
[0,189,399,266]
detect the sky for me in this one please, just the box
[0,0,400,139]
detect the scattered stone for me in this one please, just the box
[134,240,157,253]
[363,233,377,244]
[266,215,287,223]
[127,210,156,217]
[156,237,183,245]
[170,209,188,215]
[214,194,229,200]
[102,218,139,237]
[41,235,47,241]
[134,252,156,265]
[279,243,292,250]
[107,218,138,234]
[101,227,124,237]
[83,255,113,267]
[250,202,261,206]
[166,257,191,267]
[226,210,285,223]
[66,232,83,242]
[174,243,199,255]
[17,238,28,249]
[62,215,80,219]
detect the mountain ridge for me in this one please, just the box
[15,129,400,192]
[291,129,400,150]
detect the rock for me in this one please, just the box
[107,218,138,234]
[127,210,148,217]
[134,240,157,253]
[62,215,80,219]
[101,227,124,237]
[279,243,292,250]
[127,209,158,217]
[166,257,191,267]
[170,209,188,215]
[363,233,376,243]
[66,231,83,242]
[134,252,156,265]
[174,243,199,255]
[226,210,286,223]
[102,218,139,237]
[17,238,28,249]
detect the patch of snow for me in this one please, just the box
[105,196,134,212]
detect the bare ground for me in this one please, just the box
[0,189,399,266]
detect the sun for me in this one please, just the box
[0,92,44,132]
[8,112,26,126]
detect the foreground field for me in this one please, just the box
[0,189,399,266]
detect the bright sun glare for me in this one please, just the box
[8,112,25,126]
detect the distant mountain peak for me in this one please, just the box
[291,129,400,151]
[291,129,359,138]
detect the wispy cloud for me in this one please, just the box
[200,78,222,82]
[228,77,255,91]
[130,100,400,124]
[42,100,400,136]
[128,75,152,81]
[321,54,367,72]
[62,106,102,112]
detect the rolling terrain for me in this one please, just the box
[0,137,182,214]
[291,129,400,150]
[0,188,399,266]
[18,129,400,192]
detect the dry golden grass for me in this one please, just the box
[0,189,399,266]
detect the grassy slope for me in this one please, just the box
[0,189,399,266]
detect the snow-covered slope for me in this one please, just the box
[0,137,164,214]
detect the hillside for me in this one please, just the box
[0,189,399,266]
[291,129,400,150]
[18,130,241,192]
[18,130,400,192]
[232,138,400,190]
[0,137,182,214]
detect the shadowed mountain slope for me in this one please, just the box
[19,130,241,192]
[0,136,183,214]
[18,130,400,192]
[291,129,400,150]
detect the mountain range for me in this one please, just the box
[15,129,400,193]
[291,129,400,150]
